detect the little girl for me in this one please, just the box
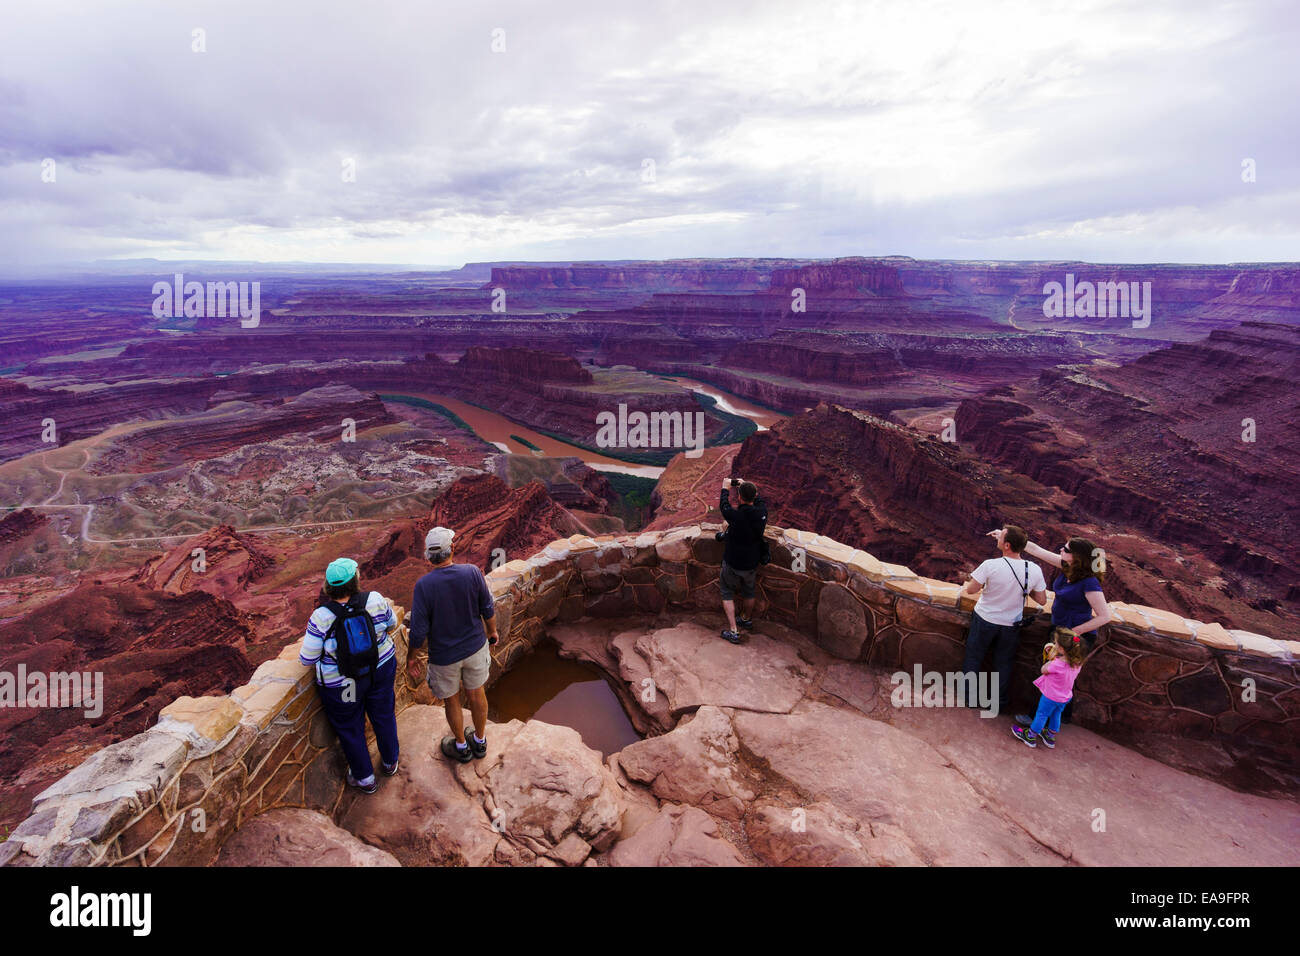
[1012,627,1085,749]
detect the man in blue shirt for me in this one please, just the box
[406,527,499,763]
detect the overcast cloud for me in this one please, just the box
[1,0,1297,268]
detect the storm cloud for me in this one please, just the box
[1,0,1297,268]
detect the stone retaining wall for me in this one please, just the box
[4,525,1297,867]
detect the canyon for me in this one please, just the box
[1,255,1297,859]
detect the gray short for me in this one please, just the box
[426,641,492,699]
[719,561,757,600]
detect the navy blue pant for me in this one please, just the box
[961,612,1021,710]
[317,657,399,782]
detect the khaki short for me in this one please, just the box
[426,641,491,700]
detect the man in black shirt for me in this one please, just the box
[717,478,767,644]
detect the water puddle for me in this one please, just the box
[487,638,642,757]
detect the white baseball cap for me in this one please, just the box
[425,526,455,558]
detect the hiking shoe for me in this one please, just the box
[737,617,754,630]
[1014,713,1034,725]
[1011,725,1038,748]
[381,759,400,776]
[1040,729,1056,749]
[720,629,742,645]
[465,727,487,759]
[346,771,379,794]
[440,735,473,763]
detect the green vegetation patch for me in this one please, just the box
[509,434,542,452]
[602,472,658,529]
[603,472,657,508]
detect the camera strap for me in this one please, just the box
[1002,557,1030,596]
[1002,557,1031,626]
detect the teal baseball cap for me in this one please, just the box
[325,557,358,586]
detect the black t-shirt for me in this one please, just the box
[719,490,768,571]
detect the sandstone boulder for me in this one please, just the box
[549,621,621,676]
[617,621,812,716]
[216,808,400,867]
[480,719,626,860]
[341,706,624,866]
[745,799,922,866]
[617,706,755,820]
[610,629,675,730]
[607,804,747,867]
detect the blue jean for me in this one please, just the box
[1030,693,1068,736]
[961,612,1020,709]
[317,657,400,782]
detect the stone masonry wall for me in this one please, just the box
[3,525,1297,867]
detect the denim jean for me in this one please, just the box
[317,657,400,783]
[1030,693,1068,736]
[961,612,1021,709]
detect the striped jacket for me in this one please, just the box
[299,591,397,688]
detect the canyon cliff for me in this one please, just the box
[426,473,586,569]
[769,257,906,296]
[726,401,1294,637]
[0,583,258,832]
[954,322,1300,615]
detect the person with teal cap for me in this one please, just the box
[299,556,400,794]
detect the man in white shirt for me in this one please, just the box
[960,525,1047,713]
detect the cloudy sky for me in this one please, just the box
[1,0,1297,269]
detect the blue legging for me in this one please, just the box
[1030,693,1069,735]
[317,657,400,782]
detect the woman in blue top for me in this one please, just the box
[1020,535,1112,723]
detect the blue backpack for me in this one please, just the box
[324,592,380,679]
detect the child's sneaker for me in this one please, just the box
[346,771,379,794]
[1011,725,1038,748]
[1039,729,1056,749]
